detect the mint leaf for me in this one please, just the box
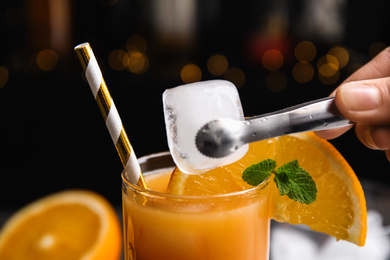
[273,160,299,196]
[277,159,300,174]
[242,159,276,186]
[242,159,317,204]
[273,171,291,196]
[277,162,317,204]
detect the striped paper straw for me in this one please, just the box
[74,42,147,189]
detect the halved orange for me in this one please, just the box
[0,190,122,260]
[167,132,367,246]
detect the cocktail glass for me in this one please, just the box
[122,151,270,260]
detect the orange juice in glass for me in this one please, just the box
[122,151,270,260]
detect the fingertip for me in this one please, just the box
[314,125,352,140]
[338,83,382,112]
[314,130,335,140]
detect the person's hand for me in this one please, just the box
[316,47,390,161]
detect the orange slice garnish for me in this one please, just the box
[167,132,367,246]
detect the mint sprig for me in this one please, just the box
[242,159,317,204]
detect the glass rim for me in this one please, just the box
[122,151,269,200]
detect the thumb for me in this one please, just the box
[335,78,390,125]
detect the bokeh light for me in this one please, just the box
[108,49,129,71]
[0,66,9,88]
[224,67,246,88]
[294,41,316,62]
[262,49,284,71]
[292,62,314,83]
[317,54,340,85]
[35,49,59,71]
[126,35,148,53]
[181,63,202,83]
[127,51,149,74]
[318,69,340,85]
[207,54,228,76]
[317,55,339,77]
[328,46,349,69]
[319,63,338,77]
[266,71,287,92]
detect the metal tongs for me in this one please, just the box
[196,97,354,158]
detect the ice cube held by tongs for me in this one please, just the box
[163,80,353,174]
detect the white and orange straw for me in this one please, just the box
[74,42,147,189]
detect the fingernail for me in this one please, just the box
[339,84,381,111]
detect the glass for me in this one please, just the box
[122,151,270,260]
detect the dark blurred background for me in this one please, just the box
[1,0,389,215]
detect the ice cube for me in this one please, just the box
[163,80,248,174]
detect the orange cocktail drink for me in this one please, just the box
[121,152,270,260]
